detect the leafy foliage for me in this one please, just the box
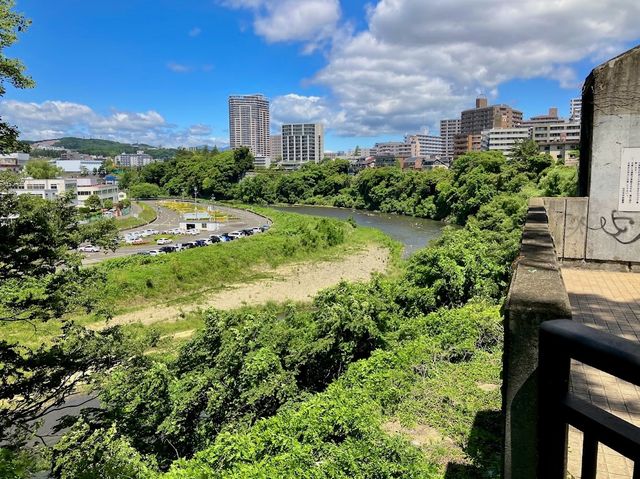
[24,158,64,179]
[54,137,179,160]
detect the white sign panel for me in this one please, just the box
[618,147,640,212]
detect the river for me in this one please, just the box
[272,205,445,257]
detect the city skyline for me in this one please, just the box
[1,0,639,151]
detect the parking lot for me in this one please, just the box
[82,201,270,265]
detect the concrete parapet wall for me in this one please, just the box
[503,197,572,479]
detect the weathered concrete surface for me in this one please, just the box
[503,198,572,479]
[542,197,589,260]
[580,45,640,263]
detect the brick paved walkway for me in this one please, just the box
[561,268,640,479]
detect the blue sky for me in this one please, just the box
[2,0,640,151]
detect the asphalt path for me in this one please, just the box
[82,201,270,265]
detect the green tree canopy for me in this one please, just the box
[24,158,63,179]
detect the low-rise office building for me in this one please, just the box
[12,178,77,201]
[76,178,120,207]
[115,150,154,168]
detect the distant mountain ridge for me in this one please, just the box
[30,137,180,160]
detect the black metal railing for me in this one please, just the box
[538,319,640,479]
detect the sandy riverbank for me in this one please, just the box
[92,244,390,328]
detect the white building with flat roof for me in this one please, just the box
[12,178,77,202]
[76,178,120,207]
[406,134,444,157]
[55,159,103,173]
[281,123,324,168]
[481,127,532,156]
[570,97,582,123]
[114,151,154,168]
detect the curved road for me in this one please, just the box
[83,201,269,265]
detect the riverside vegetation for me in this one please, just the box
[0,3,578,476]
[2,142,577,477]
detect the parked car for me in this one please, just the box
[241,229,255,236]
[209,235,222,243]
[180,242,196,249]
[78,244,100,253]
[156,238,173,245]
[227,231,244,240]
[126,237,145,245]
[250,227,262,234]
[194,239,209,247]
[260,224,270,231]
[185,229,200,236]
[148,249,166,256]
[136,251,150,256]
[160,245,178,253]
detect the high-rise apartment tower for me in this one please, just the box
[228,94,270,157]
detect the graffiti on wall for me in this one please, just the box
[590,210,640,244]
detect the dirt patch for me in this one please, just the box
[92,245,390,329]
[382,420,455,448]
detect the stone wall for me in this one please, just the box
[502,197,572,479]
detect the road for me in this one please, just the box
[82,201,270,265]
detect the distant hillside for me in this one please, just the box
[36,137,180,160]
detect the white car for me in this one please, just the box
[186,229,200,236]
[227,231,244,239]
[147,249,166,256]
[78,245,100,253]
[156,238,173,245]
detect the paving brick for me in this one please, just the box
[562,268,640,479]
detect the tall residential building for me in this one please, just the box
[454,97,523,158]
[460,97,523,135]
[270,134,282,161]
[481,127,532,156]
[521,106,581,165]
[228,94,270,157]
[406,134,444,157]
[570,97,582,123]
[281,123,324,168]
[440,119,461,159]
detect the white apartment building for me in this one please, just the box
[406,134,444,157]
[440,119,461,159]
[281,123,324,168]
[228,94,270,157]
[481,127,532,156]
[114,151,154,168]
[530,121,581,144]
[370,141,412,159]
[570,97,582,123]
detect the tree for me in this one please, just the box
[103,198,114,210]
[129,182,164,199]
[510,139,553,177]
[84,193,102,211]
[24,158,63,179]
[0,0,34,155]
[0,185,122,447]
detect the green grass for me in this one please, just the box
[115,202,157,230]
[4,207,400,349]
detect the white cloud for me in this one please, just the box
[223,0,340,45]
[268,0,640,137]
[167,62,192,73]
[189,27,202,37]
[0,100,227,148]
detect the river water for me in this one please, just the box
[272,205,445,257]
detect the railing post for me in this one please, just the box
[538,323,571,478]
